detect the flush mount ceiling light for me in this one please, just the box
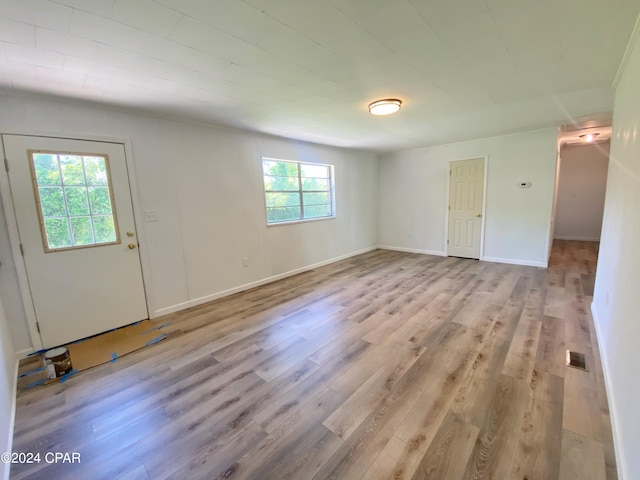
[579,132,600,142]
[368,98,402,116]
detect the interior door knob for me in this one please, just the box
[476,213,482,217]
[128,243,136,249]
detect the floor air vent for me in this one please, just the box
[566,350,588,371]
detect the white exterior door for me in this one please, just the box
[447,158,484,259]
[3,135,148,348]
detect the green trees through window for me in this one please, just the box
[262,158,334,224]
[31,152,119,251]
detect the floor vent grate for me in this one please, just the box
[566,350,588,371]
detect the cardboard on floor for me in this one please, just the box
[18,319,168,389]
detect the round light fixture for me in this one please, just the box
[579,132,599,143]
[368,98,402,116]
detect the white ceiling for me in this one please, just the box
[0,0,638,152]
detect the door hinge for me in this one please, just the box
[449,170,451,175]
[19,243,24,256]
[36,322,41,333]
[447,239,449,244]
[3,157,8,172]
[448,205,450,211]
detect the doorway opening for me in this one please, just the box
[553,121,611,244]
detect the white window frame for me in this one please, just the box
[261,157,336,226]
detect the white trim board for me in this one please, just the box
[377,246,546,267]
[554,236,601,242]
[481,256,547,268]
[3,359,18,480]
[14,349,32,361]
[0,135,42,351]
[377,245,447,257]
[153,247,377,317]
[591,302,626,480]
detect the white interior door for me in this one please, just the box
[447,158,485,259]
[3,135,148,348]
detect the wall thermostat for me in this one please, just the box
[518,181,531,188]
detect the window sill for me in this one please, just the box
[266,215,336,227]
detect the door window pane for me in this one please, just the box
[93,215,117,243]
[39,187,66,217]
[30,151,121,252]
[33,154,61,185]
[70,216,95,245]
[65,187,90,215]
[43,218,71,248]
[60,155,85,185]
[84,157,109,185]
[88,187,113,214]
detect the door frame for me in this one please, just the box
[443,155,489,259]
[0,130,153,352]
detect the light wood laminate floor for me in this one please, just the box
[11,240,616,480]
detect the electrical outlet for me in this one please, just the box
[242,257,249,268]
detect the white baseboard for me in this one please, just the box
[377,245,447,257]
[481,256,547,268]
[554,236,601,242]
[375,247,546,268]
[15,348,33,360]
[3,359,18,480]
[152,247,378,317]
[591,302,626,480]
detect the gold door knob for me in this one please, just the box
[127,231,135,237]
[128,243,136,249]
[476,213,482,217]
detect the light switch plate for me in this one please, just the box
[144,210,159,222]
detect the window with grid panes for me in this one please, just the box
[262,158,334,224]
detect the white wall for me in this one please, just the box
[0,94,378,352]
[592,27,640,480]
[554,142,609,241]
[378,128,558,266]
[0,295,16,480]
